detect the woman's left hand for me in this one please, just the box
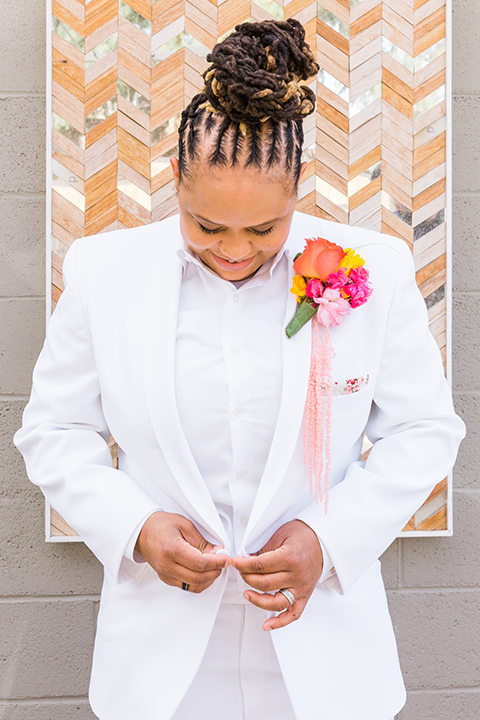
[231,520,323,631]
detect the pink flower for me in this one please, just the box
[326,269,349,290]
[349,266,370,284]
[305,278,324,300]
[348,282,373,308]
[315,288,351,327]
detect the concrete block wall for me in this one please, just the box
[0,2,478,718]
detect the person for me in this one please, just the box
[13,17,465,720]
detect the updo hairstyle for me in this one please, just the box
[177,18,319,192]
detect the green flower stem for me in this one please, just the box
[285,299,318,338]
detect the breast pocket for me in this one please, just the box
[329,383,373,416]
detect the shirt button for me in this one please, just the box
[232,293,240,303]
[240,517,249,527]
[236,470,245,480]
[232,407,243,417]
[230,346,240,355]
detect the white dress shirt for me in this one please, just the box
[124,240,335,593]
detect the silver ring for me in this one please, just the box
[278,588,295,606]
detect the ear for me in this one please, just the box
[298,160,308,182]
[170,156,180,190]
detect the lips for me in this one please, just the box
[212,252,255,271]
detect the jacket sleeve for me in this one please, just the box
[296,239,466,595]
[13,239,162,584]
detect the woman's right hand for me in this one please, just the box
[135,511,231,593]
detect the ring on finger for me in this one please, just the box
[182,582,190,592]
[278,587,295,606]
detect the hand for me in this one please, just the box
[231,520,323,631]
[135,511,231,593]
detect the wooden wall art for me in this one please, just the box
[46,0,452,541]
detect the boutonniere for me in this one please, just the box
[285,237,373,512]
[285,237,373,337]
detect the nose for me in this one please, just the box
[218,237,252,261]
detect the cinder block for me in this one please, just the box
[0,97,45,194]
[452,195,480,293]
[0,298,45,395]
[401,492,480,587]
[452,393,480,489]
[453,96,480,194]
[0,0,46,92]
[398,690,480,720]
[453,0,480,95]
[0,700,97,720]
[0,196,45,297]
[0,493,103,597]
[452,293,480,392]
[0,599,95,699]
[387,590,480,689]
[380,539,399,590]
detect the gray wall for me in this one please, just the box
[0,3,478,718]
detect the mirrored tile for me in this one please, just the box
[184,32,211,60]
[316,176,348,212]
[301,143,316,164]
[52,237,69,260]
[254,0,284,21]
[414,38,445,73]
[317,69,349,101]
[349,161,381,197]
[85,34,118,69]
[414,209,444,241]
[382,37,414,73]
[414,116,446,150]
[52,158,85,194]
[52,17,85,53]
[151,113,182,145]
[52,173,86,212]
[118,176,151,210]
[413,85,445,120]
[85,97,117,132]
[382,191,412,225]
[119,0,151,35]
[151,145,179,179]
[117,80,150,115]
[52,113,85,149]
[425,283,445,309]
[350,83,381,118]
[318,7,350,39]
[151,32,184,66]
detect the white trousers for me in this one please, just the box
[171,602,296,720]
[171,601,396,720]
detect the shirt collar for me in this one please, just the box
[177,240,291,286]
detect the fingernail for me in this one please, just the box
[244,592,250,601]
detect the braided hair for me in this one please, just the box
[177,18,319,192]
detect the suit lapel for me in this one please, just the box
[141,220,228,545]
[244,246,313,538]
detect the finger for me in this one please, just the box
[263,601,305,631]
[179,521,224,556]
[157,571,219,594]
[239,571,291,592]
[174,539,231,574]
[232,547,290,575]
[171,564,224,588]
[243,589,296,613]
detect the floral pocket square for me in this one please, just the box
[321,374,370,396]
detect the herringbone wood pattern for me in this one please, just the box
[49,0,449,536]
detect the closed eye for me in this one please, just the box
[197,222,274,236]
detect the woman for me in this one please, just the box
[14,17,465,720]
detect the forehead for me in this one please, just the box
[180,164,294,225]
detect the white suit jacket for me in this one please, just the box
[13,210,466,720]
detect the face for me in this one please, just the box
[170,156,308,281]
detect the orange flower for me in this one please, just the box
[293,237,346,281]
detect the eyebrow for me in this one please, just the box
[193,213,281,228]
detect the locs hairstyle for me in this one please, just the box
[177,18,320,192]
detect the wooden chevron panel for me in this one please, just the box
[49,0,450,538]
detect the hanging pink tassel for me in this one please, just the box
[304,320,335,513]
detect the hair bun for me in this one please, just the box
[201,18,319,125]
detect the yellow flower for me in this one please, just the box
[338,248,365,273]
[290,274,307,300]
